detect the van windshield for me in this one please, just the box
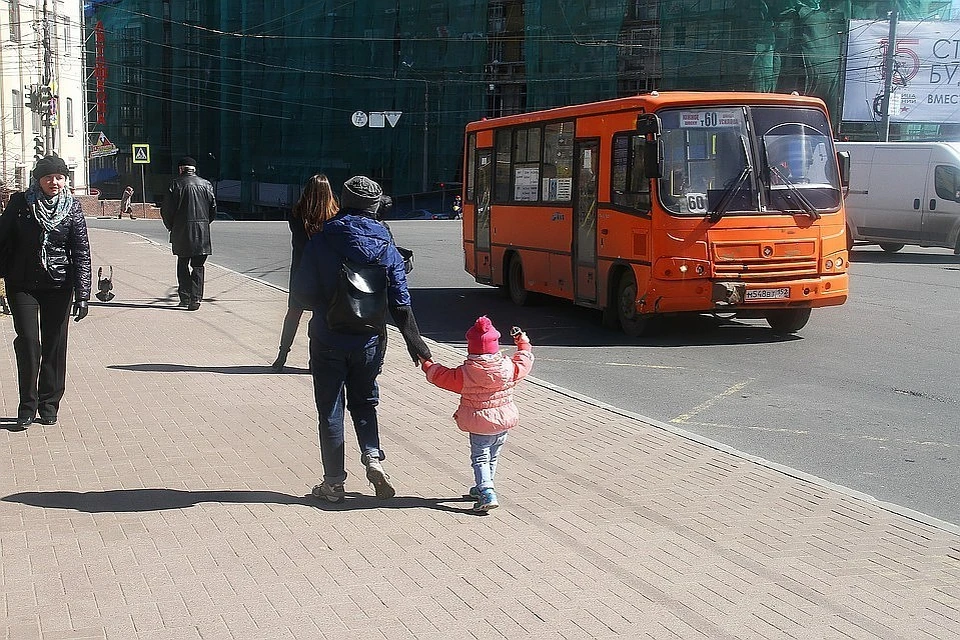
[658,106,842,216]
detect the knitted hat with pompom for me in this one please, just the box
[465,316,501,355]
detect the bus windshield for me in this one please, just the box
[658,106,841,217]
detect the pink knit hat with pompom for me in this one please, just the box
[465,316,501,355]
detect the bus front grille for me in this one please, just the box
[713,259,819,280]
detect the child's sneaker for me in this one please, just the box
[473,488,499,512]
[312,481,345,503]
[364,457,396,500]
[467,486,480,500]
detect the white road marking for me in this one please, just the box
[671,380,752,424]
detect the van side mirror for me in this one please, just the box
[836,150,850,188]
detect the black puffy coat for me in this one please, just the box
[160,169,217,256]
[0,191,92,301]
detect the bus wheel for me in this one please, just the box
[616,272,649,337]
[507,255,530,306]
[846,226,854,253]
[879,242,904,253]
[764,308,811,335]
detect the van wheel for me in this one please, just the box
[879,242,904,253]
[507,254,530,306]
[765,308,811,335]
[616,271,650,337]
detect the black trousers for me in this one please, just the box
[7,287,73,420]
[176,255,207,304]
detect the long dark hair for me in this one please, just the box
[293,174,338,236]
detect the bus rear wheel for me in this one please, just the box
[507,254,530,306]
[616,272,649,337]
[764,308,811,335]
[879,242,904,253]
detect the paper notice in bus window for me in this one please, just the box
[583,149,592,168]
[515,167,539,201]
[541,178,573,201]
[679,110,742,128]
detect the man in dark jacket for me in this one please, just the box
[160,157,216,311]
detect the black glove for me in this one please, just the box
[390,305,431,365]
[73,300,88,322]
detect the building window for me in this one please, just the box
[120,67,143,87]
[120,123,144,139]
[9,0,20,42]
[12,90,22,132]
[62,16,71,48]
[66,98,74,135]
[121,27,142,60]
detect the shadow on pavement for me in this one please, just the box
[90,301,183,311]
[2,489,480,515]
[849,249,960,264]
[3,489,310,512]
[108,364,310,375]
[312,493,481,515]
[408,287,799,348]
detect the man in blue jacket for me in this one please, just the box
[292,176,431,503]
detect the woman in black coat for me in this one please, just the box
[270,173,338,372]
[0,156,91,429]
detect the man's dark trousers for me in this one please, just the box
[177,255,207,305]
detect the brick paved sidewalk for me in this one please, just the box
[1,229,958,640]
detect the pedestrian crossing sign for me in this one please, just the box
[132,144,150,164]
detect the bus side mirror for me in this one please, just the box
[636,113,661,136]
[836,150,850,188]
[644,141,662,179]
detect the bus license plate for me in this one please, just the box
[745,287,790,301]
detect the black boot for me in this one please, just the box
[271,347,290,373]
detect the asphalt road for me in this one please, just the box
[89,217,960,525]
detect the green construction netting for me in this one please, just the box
[89,0,952,205]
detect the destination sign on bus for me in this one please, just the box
[680,110,742,128]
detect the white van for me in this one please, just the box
[835,142,960,254]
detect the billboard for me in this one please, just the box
[843,20,960,124]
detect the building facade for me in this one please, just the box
[1,0,87,198]
[84,1,955,216]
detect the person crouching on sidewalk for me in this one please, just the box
[419,316,533,512]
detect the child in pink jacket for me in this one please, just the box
[420,316,534,512]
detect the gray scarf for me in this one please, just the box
[26,177,74,232]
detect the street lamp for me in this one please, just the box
[402,61,429,193]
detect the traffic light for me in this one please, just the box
[25,86,40,113]
[33,136,44,160]
[40,86,53,114]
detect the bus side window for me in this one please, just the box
[612,132,651,212]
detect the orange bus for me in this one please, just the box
[461,91,850,335]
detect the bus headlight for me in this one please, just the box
[825,259,834,270]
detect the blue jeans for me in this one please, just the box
[470,431,508,491]
[310,337,386,485]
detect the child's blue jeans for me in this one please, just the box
[469,431,508,491]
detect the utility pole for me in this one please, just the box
[879,6,899,142]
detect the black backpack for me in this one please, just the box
[325,259,388,335]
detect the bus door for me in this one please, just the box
[573,139,599,304]
[474,149,493,281]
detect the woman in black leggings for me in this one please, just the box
[0,156,91,429]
